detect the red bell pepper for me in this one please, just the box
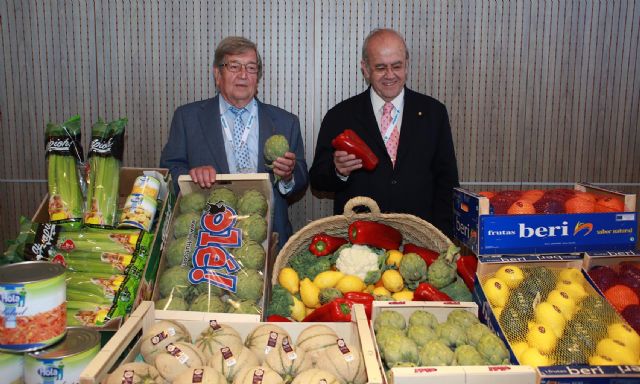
[348,221,402,250]
[343,292,374,319]
[414,282,453,301]
[456,255,478,291]
[302,298,352,322]
[331,129,379,171]
[403,243,439,266]
[266,314,292,322]
[309,233,348,257]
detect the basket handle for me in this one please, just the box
[343,196,381,216]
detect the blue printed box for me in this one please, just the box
[454,184,637,256]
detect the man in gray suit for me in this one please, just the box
[160,36,309,249]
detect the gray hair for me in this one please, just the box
[214,36,263,80]
[361,28,410,63]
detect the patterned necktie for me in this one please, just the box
[229,106,251,172]
[381,102,400,166]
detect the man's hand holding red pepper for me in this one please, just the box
[271,152,296,182]
[334,151,362,177]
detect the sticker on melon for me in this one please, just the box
[264,337,312,382]
[244,324,291,364]
[194,320,244,361]
[209,345,258,383]
[321,339,367,384]
[140,320,191,363]
[154,342,206,382]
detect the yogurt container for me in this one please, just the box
[0,262,66,352]
[24,327,100,384]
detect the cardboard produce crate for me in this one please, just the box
[79,301,383,383]
[453,183,637,256]
[371,301,536,384]
[474,256,640,384]
[151,174,275,318]
[31,167,176,329]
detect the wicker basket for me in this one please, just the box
[271,196,454,285]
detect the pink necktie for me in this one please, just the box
[381,102,399,166]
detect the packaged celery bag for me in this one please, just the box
[84,117,127,227]
[45,115,85,228]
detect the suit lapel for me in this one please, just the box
[256,100,274,173]
[198,95,230,173]
[395,88,418,167]
[355,90,389,162]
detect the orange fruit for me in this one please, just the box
[595,197,625,212]
[565,196,596,213]
[604,285,640,312]
[574,191,597,203]
[478,191,495,199]
[507,200,537,215]
[521,189,544,204]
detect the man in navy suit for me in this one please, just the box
[310,29,459,238]
[160,36,309,249]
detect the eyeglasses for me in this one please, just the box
[220,61,260,74]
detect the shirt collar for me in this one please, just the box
[370,88,405,114]
[219,95,256,114]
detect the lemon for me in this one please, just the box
[555,279,587,301]
[589,354,620,365]
[526,323,558,354]
[558,268,584,284]
[278,267,300,294]
[535,302,567,337]
[511,342,529,360]
[392,290,414,301]
[299,278,321,308]
[313,270,344,289]
[519,347,551,367]
[381,269,404,293]
[373,286,391,297]
[483,277,510,307]
[290,296,306,321]
[335,275,366,294]
[596,338,637,365]
[385,250,404,268]
[494,265,525,288]
[608,323,640,353]
[546,289,576,319]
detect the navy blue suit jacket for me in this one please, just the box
[309,88,459,238]
[160,95,309,249]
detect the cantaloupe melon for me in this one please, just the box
[140,320,191,363]
[172,366,227,384]
[154,341,206,382]
[290,368,340,384]
[264,336,313,382]
[194,322,244,360]
[209,344,260,382]
[231,365,284,384]
[106,362,163,384]
[295,325,339,365]
[244,324,291,364]
[321,341,367,384]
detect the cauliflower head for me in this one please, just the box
[335,244,381,281]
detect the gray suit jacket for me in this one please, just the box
[160,95,309,249]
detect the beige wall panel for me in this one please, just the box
[1,0,639,249]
